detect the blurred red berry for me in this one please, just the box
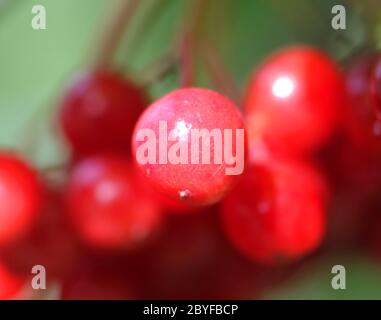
[65,155,161,250]
[132,87,246,206]
[344,53,381,150]
[0,154,42,247]
[0,185,79,279]
[370,54,381,120]
[60,258,132,300]
[128,210,262,299]
[321,53,381,198]
[221,148,327,265]
[59,70,145,155]
[245,46,343,154]
[0,261,25,300]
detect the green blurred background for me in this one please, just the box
[1,0,381,299]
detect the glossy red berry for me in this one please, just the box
[0,154,41,247]
[245,46,343,154]
[221,148,327,265]
[59,70,145,155]
[0,261,25,300]
[132,87,246,206]
[65,155,161,250]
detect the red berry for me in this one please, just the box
[0,154,41,247]
[245,46,343,154]
[370,54,381,119]
[60,258,132,300]
[134,166,209,214]
[128,210,261,299]
[59,70,145,155]
[321,53,381,200]
[65,155,161,250]
[0,261,25,300]
[0,185,79,279]
[345,53,381,149]
[132,87,246,206]
[221,148,327,265]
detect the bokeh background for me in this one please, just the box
[1,0,381,299]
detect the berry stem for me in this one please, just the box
[176,0,208,87]
[92,0,140,70]
[121,0,168,65]
[136,51,177,88]
[179,32,196,87]
[202,45,242,105]
[41,163,67,174]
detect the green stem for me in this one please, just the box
[92,0,140,70]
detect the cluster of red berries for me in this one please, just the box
[1,44,381,299]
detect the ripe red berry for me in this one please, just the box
[132,87,246,206]
[221,147,327,265]
[133,165,209,214]
[245,46,343,154]
[0,154,41,247]
[0,261,25,300]
[65,155,161,250]
[59,70,145,155]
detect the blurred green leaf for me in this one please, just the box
[265,254,381,300]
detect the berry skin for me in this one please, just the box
[0,154,42,247]
[59,70,145,155]
[245,46,343,154]
[0,262,25,300]
[132,87,246,206]
[135,169,207,214]
[221,147,327,265]
[65,155,161,250]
